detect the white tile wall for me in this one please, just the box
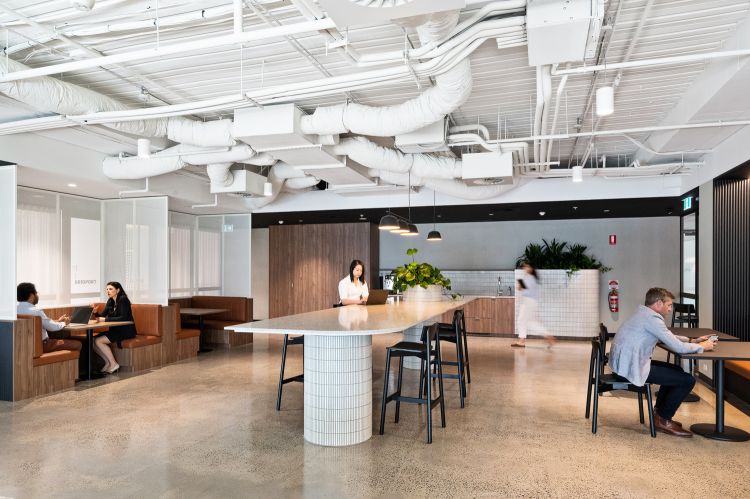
[303,334,373,446]
[514,269,600,338]
[379,270,516,296]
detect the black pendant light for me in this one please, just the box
[378,210,399,230]
[427,190,442,241]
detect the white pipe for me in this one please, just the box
[533,66,544,163]
[481,120,750,143]
[537,65,553,164]
[621,134,712,156]
[552,48,750,77]
[103,148,185,179]
[546,74,568,164]
[118,178,149,197]
[284,177,320,190]
[0,19,337,83]
[234,0,243,35]
[449,124,490,141]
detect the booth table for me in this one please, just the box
[179,308,227,353]
[227,298,471,447]
[63,321,133,380]
[675,341,750,442]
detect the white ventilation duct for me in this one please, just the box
[0,58,235,147]
[103,146,185,179]
[242,161,319,210]
[331,137,460,179]
[299,11,471,137]
[206,163,234,188]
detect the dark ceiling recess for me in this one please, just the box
[0,160,14,166]
[717,160,750,180]
[252,197,682,228]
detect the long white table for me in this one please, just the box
[227,298,471,446]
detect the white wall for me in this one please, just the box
[0,165,16,320]
[251,228,269,320]
[380,217,680,331]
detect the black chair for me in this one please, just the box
[379,323,446,443]
[667,303,697,364]
[585,323,614,418]
[671,303,697,328]
[431,309,469,408]
[588,337,656,437]
[276,334,304,410]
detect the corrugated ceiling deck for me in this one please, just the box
[1,0,749,166]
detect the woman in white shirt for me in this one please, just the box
[512,262,555,348]
[338,259,369,305]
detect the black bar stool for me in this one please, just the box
[432,309,469,408]
[379,323,446,443]
[276,334,304,411]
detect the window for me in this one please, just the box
[170,225,192,296]
[16,204,59,303]
[681,212,697,306]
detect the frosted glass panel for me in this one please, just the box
[197,216,222,295]
[103,197,168,305]
[223,214,251,297]
[0,165,16,320]
[60,195,102,305]
[169,211,196,297]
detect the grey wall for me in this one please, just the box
[251,228,269,320]
[380,217,680,331]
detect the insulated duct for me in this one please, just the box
[299,11,471,137]
[372,169,513,200]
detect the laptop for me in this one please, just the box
[365,289,390,306]
[69,306,94,325]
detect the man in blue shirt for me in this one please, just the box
[609,287,715,437]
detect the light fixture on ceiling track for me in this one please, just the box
[571,165,583,183]
[402,171,419,237]
[427,190,442,241]
[263,181,273,197]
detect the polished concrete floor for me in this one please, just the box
[1,334,749,498]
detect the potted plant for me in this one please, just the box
[391,248,451,302]
[515,239,611,338]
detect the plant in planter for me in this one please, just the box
[516,239,611,275]
[391,248,451,297]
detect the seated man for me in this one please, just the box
[16,282,84,361]
[609,287,715,438]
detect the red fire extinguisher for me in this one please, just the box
[608,288,619,313]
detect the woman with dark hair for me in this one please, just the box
[91,281,137,373]
[338,259,369,305]
[512,262,555,348]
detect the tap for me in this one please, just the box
[497,277,503,296]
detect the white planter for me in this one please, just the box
[402,284,444,302]
[514,269,600,338]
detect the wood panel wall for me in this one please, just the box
[713,179,750,341]
[269,223,379,317]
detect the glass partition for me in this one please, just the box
[0,165,16,319]
[222,214,251,297]
[102,197,168,305]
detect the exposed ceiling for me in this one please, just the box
[2,0,750,217]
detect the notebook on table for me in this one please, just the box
[365,289,390,305]
[69,306,94,325]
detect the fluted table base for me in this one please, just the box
[303,334,372,446]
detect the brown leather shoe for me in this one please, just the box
[653,414,692,437]
[654,407,682,427]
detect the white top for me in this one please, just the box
[227,298,473,336]
[338,276,369,302]
[519,274,540,301]
[17,301,64,341]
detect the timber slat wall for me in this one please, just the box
[269,223,379,318]
[714,179,750,341]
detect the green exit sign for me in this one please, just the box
[682,196,693,211]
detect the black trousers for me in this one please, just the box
[646,360,696,420]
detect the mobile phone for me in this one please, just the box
[709,335,719,342]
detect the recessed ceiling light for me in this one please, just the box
[67,183,77,187]
[572,206,578,210]
[436,214,441,218]
[539,211,546,216]
[278,220,284,224]
[488,213,494,216]
[298,219,303,223]
[603,209,610,213]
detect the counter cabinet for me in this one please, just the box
[439,297,515,335]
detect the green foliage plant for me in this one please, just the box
[391,248,452,292]
[516,239,612,276]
